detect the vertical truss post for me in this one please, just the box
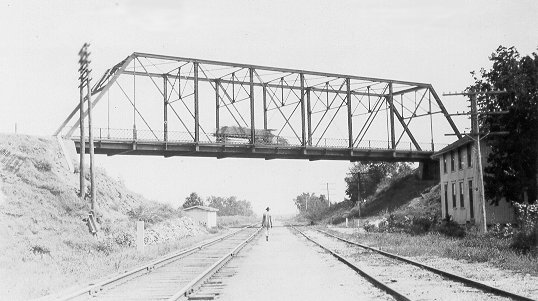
[163,75,168,142]
[263,84,267,130]
[194,62,199,143]
[429,90,434,151]
[388,82,396,149]
[306,87,312,146]
[300,73,306,146]
[133,57,137,140]
[216,79,220,133]
[249,68,255,144]
[346,78,352,149]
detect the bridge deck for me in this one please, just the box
[74,139,434,162]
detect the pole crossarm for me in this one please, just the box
[55,52,460,160]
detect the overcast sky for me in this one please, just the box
[1,1,537,214]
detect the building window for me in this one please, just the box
[450,151,455,172]
[443,154,447,173]
[468,180,474,219]
[458,148,463,170]
[452,183,457,207]
[444,183,449,218]
[467,144,472,168]
[459,182,464,207]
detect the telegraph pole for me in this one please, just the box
[347,171,369,227]
[326,183,330,204]
[357,173,361,227]
[78,45,87,199]
[444,90,508,233]
[79,43,97,235]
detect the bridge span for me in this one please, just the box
[74,127,440,162]
[56,52,460,162]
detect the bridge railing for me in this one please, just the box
[71,128,445,152]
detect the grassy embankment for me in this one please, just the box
[0,134,226,300]
[325,229,538,276]
[321,170,538,276]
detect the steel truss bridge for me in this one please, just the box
[55,52,461,162]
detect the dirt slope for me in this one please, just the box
[0,134,205,299]
[323,172,440,225]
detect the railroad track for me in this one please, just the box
[293,226,536,301]
[42,226,261,301]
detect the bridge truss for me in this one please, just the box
[55,52,461,161]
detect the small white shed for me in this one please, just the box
[183,206,218,228]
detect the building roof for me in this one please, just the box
[183,205,219,212]
[431,136,474,159]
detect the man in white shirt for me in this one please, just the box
[261,207,273,241]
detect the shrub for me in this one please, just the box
[437,220,465,238]
[331,216,345,225]
[409,216,437,235]
[379,213,411,233]
[510,202,538,254]
[33,159,52,172]
[489,223,516,238]
[94,239,115,255]
[510,229,537,254]
[363,222,378,232]
[113,231,135,247]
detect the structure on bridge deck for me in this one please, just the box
[55,52,461,162]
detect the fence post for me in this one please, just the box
[345,217,348,227]
[136,220,145,253]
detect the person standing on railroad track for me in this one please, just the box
[261,207,272,241]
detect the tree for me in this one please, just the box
[344,162,412,204]
[207,196,255,216]
[293,192,329,219]
[182,192,203,208]
[468,46,538,204]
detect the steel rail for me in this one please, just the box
[316,229,536,301]
[40,225,254,301]
[291,226,411,301]
[166,227,262,300]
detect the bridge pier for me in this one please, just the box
[418,159,439,180]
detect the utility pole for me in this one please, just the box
[444,90,508,233]
[326,183,330,204]
[357,174,361,227]
[347,171,370,227]
[79,43,97,235]
[78,45,87,199]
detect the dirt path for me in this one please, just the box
[211,224,394,301]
